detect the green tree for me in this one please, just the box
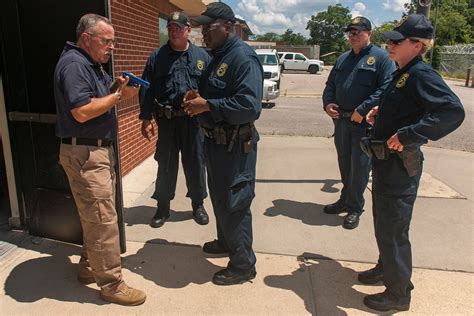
[306,4,352,63]
[404,0,473,45]
[280,29,309,45]
[254,32,281,42]
[404,0,473,69]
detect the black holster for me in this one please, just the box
[361,137,422,177]
[399,147,422,177]
[360,137,391,160]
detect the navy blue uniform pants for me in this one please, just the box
[372,155,421,299]
[152,116,207,214]
[204,137,257,272]
[334,118,371,214]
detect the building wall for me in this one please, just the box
[110,0,178,175]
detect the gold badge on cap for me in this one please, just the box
[367,56,376,65]
[396,15,409,28]
[352,17,361,24]
[396,73,410,88]
[217,63,228,77]
[173,12,180,20]
[196,60,205,71]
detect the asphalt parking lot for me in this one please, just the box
[260,68,474,152]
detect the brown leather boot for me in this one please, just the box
[100,281,146,306]
[77,264,95,284]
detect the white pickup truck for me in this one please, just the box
[278,52,324,74]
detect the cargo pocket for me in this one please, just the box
[228,172,255,212]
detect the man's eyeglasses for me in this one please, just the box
[347,30,361,37]
[201,21,224,34]
[86,33,116,46]
[167,26,189,33]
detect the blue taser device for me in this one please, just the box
[123,71,150,88]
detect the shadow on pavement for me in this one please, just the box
[265,253,377,315]
[264,199,343,227]
[122,238,222,288]
[2,230,104,304]
[124,205,194,226]
[256,178,340,193]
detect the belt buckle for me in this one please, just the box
[164,106,173,119]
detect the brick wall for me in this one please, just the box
[110,0,178,175]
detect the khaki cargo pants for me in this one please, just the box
[59,143,122,289]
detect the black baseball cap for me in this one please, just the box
[167,11,190,28]
[345,16,372,32]
[191,2,236,25]
[382,14,434,40]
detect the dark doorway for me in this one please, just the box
[0,0,126,251]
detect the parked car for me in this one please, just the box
[278,52,324,74]
[256,49,281,89]
[262,79,279,103]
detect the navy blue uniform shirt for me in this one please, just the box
[373,55,465,145]
[197,36,263,129]
[139,41,211,120]
[323,44,395,115]
[54,42,116,139]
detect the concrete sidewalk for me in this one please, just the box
[1,135,473,315]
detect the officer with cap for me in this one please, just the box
[360,14,464,312]
[183,2,263,285]
[322,17,395,229]
[140,11,211,228]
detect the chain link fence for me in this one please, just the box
[439,44,474,79]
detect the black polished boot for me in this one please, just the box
[203,239,228,254]
[358,264,383,284]
[363,291,410,312]
[192,201,209,225]
[212,267,256,286]
[323,200,346,214]
[343,212,360,229]
[150,200,170,228]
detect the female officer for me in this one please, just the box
[361,14,465,312]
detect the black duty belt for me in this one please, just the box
[339,110,354,119]
[202,123,256,153]
[154,100,187,119]
[61,137,112,147]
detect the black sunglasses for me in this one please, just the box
[388,38,420,46]
[387,38,406,45]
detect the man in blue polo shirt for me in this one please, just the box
[322,17,395,229]
[139,12,210,229]
[54,13,145,306]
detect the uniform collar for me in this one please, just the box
[394,55,423,76]
[167,41,192,61]
[350,43,373,57]
[63,41,100,67]
[211,35,238,57]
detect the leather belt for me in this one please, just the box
[61,137,112,147]
[339,110,354,119]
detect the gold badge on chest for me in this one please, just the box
[367,56,376,65]
[396,73,410,88]
[217,63,228,77]
[196,60,205,70]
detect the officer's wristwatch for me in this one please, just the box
[114,91,122,100]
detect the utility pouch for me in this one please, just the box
[239,124,255,153]
[401,148,422,177]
